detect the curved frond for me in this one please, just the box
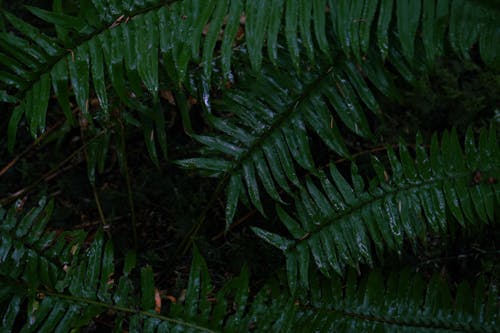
[253,126,499,290]
[1,0,233,157]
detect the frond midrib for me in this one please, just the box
[225,56,344,177]
[288,162,498,250]
[41,288,217,333]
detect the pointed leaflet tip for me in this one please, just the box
[140,265,155,310]
[7,104,25,153]
[226,174,242,230]
[251,226,292,251]
[242,161,266,216]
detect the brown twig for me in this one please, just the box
[79,114,110,237]
[0,130,107,207]
[0,117,69,178]
[211,209,257,241]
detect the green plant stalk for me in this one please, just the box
[118,119,138,252]
[92,186,110,237]
[80,123,110,235]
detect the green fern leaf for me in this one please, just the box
[3,0,499,154]
[1,199,498,331]
[254,126,500,290]
[294,268,500,332]
[177,53,388,225]
[0,201,286,332]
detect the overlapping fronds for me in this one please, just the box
[253,126,499,291]
[0,199,288,332]
[2,200,497,332]
[0,198,94,331]
[2,0,498,153]
[176,53,397,225]
[1,2,499,331]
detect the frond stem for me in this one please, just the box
[40,289,217,332]
[0,113,73,177]
[92,186,109,236]
[80,120,109,236]
[212,209,257,241]
[330,143,431,166]
[118,118,138,252]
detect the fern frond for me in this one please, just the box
[2,0,498,153]
[176,51,393,225]
[0,200,288,332]
[1,1,197,158]
[0,198,91,331]
[2,196,498,332]
[253,126,499,291]
[293,268,499,332]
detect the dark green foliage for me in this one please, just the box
[296,268,499,332]
[0,202,282,332]
[1,203,498,332]
[176,55,383,225]
[0,0,499,332]
[253,127,499,291]
[1,0,499,152]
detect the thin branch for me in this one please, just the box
[211,209,257,241]
[0,114,72,177]
[0,130,108,207]
[79,118,110,236]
